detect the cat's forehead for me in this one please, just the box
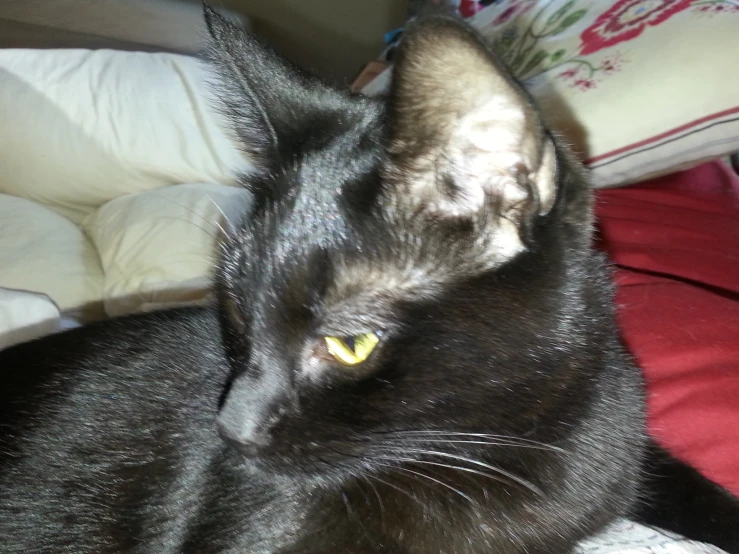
[252,189,441,328]
[267,139,380,251]
[258,180,513,322]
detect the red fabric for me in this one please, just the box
[595,161,739,496]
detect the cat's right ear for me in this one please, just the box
[385,16,558,240]
[203,4,337,169]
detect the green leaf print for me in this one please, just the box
[550,49,567,62]
[521,50,549,76]
[510,52,526,73]
[553,9,587,34]
[495,27,519,55]
[546,1,576,25]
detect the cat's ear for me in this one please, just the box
[203,4,338,168]
[387,16,558,225]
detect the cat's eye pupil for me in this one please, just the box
[324,332,380,366]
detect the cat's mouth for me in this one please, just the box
[224,432,553,505]
[220,425,556,496]
[220,426,374,480]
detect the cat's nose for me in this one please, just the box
[217,386,294,457]
[217,406,281,457]
[218,425,270,457]
[217,368,297,457]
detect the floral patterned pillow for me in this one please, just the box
[361,0,739,187]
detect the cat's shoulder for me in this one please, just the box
[0,306,225,412]
[1,306,218,359]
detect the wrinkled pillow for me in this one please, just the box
[362,1,739,188]
[0,194,104,311]
[0,49,250,223]
[83,183,252,316]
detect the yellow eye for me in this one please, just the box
[324,332,380,366]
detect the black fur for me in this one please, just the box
[1,7,737,553]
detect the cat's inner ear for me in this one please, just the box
[387,16,557,223]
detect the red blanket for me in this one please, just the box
[596,161,739,496]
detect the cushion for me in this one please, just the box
[83,183,252,316]
[0,288,62,350]
[0,48,250,223]
[596,160,739,496]
[361,1,739,188]
[0,194,104,312]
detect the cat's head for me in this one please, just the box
[205,6,594,482]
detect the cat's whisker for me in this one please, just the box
[378,429,547,443]
[375,462,475,504]
[341,490,353,518]
[318,441,426,513]
[156,216,223,241]
[361,476,386,518]
[341,490,370,538]
[352,480,374,514]
[384,438,558,452]
[401,458,483,489]
[374,454,517,490]
[365,474,426,511]
[147,191,233,241]
[374,430,565,453]
[204,195,235,236]
[86,210,224,243]
[378,448,543,497]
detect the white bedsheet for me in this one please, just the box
[578,519,727,553]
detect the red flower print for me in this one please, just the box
[573,78,596,91]
[698,3,739,13]
[579,0,693,55]
[493,0,534,26]
[601,53,624,74]
[558,68,580,79]
[494,6,518,24]
[459,0,484,18]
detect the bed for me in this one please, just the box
[0,1,737,552]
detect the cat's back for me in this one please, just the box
[0,306,226,429]
[0,307,233,553]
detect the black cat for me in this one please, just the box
[0,7,737,554]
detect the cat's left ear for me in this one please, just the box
[203,4,340,168]
[387,16,558,224]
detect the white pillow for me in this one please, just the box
[0,194,104,311]
[0,48,251,223]
[362,1,739,188]
[0,288,62,351]
[83,183,252,316]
